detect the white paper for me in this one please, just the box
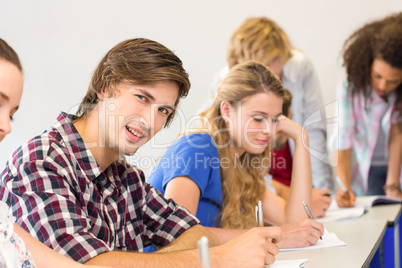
[265,258,309,268]
[279,229,346,252]
[317,200,366,223]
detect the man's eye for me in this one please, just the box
[159,107,169,115]
[136,95,147,101]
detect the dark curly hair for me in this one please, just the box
[342,12,402,118]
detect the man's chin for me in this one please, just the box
[124,148,139,156]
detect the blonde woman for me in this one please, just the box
[200,16,333,214]
[149,61,323,248]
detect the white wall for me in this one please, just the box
[1,0,401,176]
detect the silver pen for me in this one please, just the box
[302,201,322,240]
[198,236,211,268]
[255,200,264,227]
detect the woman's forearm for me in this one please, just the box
[384,124,402,196]
[286,130,312,222]
[335,148,353,191]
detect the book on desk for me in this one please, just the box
[318,195,402,223]
[370,196,402,206]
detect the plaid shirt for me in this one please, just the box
[0,112,200,263]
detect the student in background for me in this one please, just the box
[1,38,281,268]
[0,38,107,268]
[333,12,402,207]
[149,61,324,249]
[267,89,332,217]
[199,16,335,193]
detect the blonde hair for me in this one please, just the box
[199,61,285,228]
[282,88,293,117]
[227,17,293,68]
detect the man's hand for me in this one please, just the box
[210,227,281,267]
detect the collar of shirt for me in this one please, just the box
[53,112,104,185]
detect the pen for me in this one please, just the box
[302,201,322,240]
[255,200,264,227]
[336,176,351,199]
[198,236,211,268]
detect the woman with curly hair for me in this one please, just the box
[148,61,323,249]
[334,12,402,207]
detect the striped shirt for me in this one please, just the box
[0,112,199,263]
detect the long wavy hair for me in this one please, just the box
[198,61,285,229]
[342,12,402,117]
[227,17,293,69]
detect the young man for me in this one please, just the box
[0,38,281,267]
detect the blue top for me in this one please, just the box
[148,133,223,227]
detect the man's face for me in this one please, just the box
[97,80,179,157]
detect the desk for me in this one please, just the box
[275,219,387,268]
[362,202,402,268]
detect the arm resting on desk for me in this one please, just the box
[85,227,281,268]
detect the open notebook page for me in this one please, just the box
[279,229,346,252]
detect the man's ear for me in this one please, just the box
[97,88,113,100]
[220,101,232,118]
[97,90,105,101]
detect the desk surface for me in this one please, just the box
[364,205,401,226]
[275,218,387,268]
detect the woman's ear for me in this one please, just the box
[220,101,232,118]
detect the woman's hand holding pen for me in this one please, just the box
[335,177,356,207]
[311,188,332,218]
[335,189,356,207]
[276,218,324,248]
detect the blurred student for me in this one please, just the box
[332,12,402,207]
[149,61,324,249]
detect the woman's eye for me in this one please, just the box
[253,117,264,122]
[272,118,280,123]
